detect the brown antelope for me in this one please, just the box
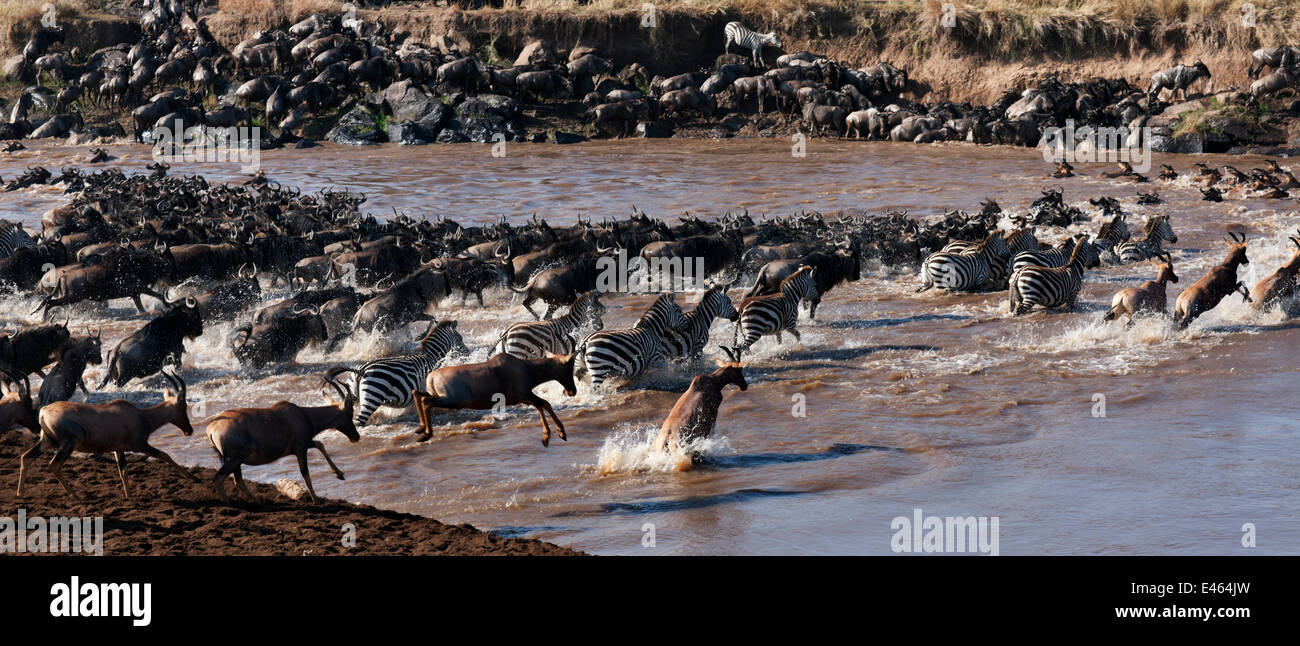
[205,371,359,504]
[0,368,38,434]
[1249,231,1300,313]
[412,353,577,446]
[655,350,748,460]
[1102,252,1178,325]
[17,366,196,499]
[1174,232,1251,329]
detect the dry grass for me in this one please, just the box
[214,0,348,22]
[0,0,88,25]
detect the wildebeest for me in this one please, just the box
[1147,61,1211,101]
[231,308,328,368]
[1248,46,1300,79]
[0,323,71,378]
[35,243,176,318]
[38,334,103,408]
[350,268,452,334]
[744,245,862,318]
[99,299,203,389]
[509,255,604,319]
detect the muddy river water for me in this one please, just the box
[2,138,1297,555]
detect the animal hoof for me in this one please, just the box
[541,437,550,447]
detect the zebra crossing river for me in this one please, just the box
[1,139,1297,554]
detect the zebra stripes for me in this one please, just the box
[1090,214,1131,256]
[1010,235,1099,274]
[577,293,686,389]
[724,21,781,66]
[1104,215,1176,265]
[918,232,1009,292]
[0,221,35,260]
[1009,242,1091,315]
[664,285,739,361]
[347,320,466,425]
[731,265,815,357]
[494,291,605,359]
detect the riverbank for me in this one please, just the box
[0,429,584,555]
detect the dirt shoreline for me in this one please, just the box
[0,430,585,556]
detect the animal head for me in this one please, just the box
[1151,252,1178,284]
[574,291,606,330]
[1195,60,1211,78]
[423,320,468,356]
[715,347,749,391]
[1147,214,1177,244]
[556,353,578,397]
[702,285,740,321]
[323,370,360,442]
[1224,231,1249,266]
[160,366,194,436]
[766,32,782,48]
[0,368,37,433]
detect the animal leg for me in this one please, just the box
[412,389,432,440]
[114,451,130,499]
[296,451,318,503]
[16,442,43,496]
[131,294,146,313]
[233,466,255,500]
[47,441,78,498]
[143,444,198,481]
[313,440,347,480]
[211,459,237,504]
[537,396,566,443]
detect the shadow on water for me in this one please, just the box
[704,442,903,469]
[553,488,809,517]
[489,525,573,539]
[827,313,969,329]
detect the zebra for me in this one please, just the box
[1104,215,1177,265]
[493,291,606,360]
[576,293,686,389]
[0,221,35,260]
[730,265,816,358]
[338,320,468,425]
[1010,234,1099,274]
[664,285,739,362]
[724,21,781,66]
[1090,213,1131,257]
[918,231,1009,293]
[1008,241,1092,315]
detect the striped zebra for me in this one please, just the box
[493,291,606,359]
[339,320,468,425]
[664,285,739,361]
[918,232,1009,293]
[724,21,781,66]
[730,265,816,358]
[1008,242,1091,315]
[942,229,1038,289]
[1010,234,1099,274]
[1103,215,1176,265]
[0,221,35,260]
[1090,214,1131,257]
[577,293,686,389]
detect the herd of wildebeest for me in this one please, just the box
[4,1,1300,150]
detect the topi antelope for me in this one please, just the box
[654,350,747,461]
[1174,232,1251,329]
[0,368,38,434]
[1102,252,1178,325]
[413,353,577,447]
[205,370,360,504]
[17,366,196,499]
[1249,231,1300,313]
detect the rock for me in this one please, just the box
[325,105,385,145]
[708,127,733,139]
[457,94,522,120]
[388,121,432,145]
[527,132,546,143]
[552,131,587,144]
[1147,131,1203,154]
[516,40,558,67]
[435,127,469,144]
[295,138,317,149]
[435,116,508,144]
[1,56,25,82]
[721,116,748,131]
[380,79,440,122]
[636,121,672,138]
